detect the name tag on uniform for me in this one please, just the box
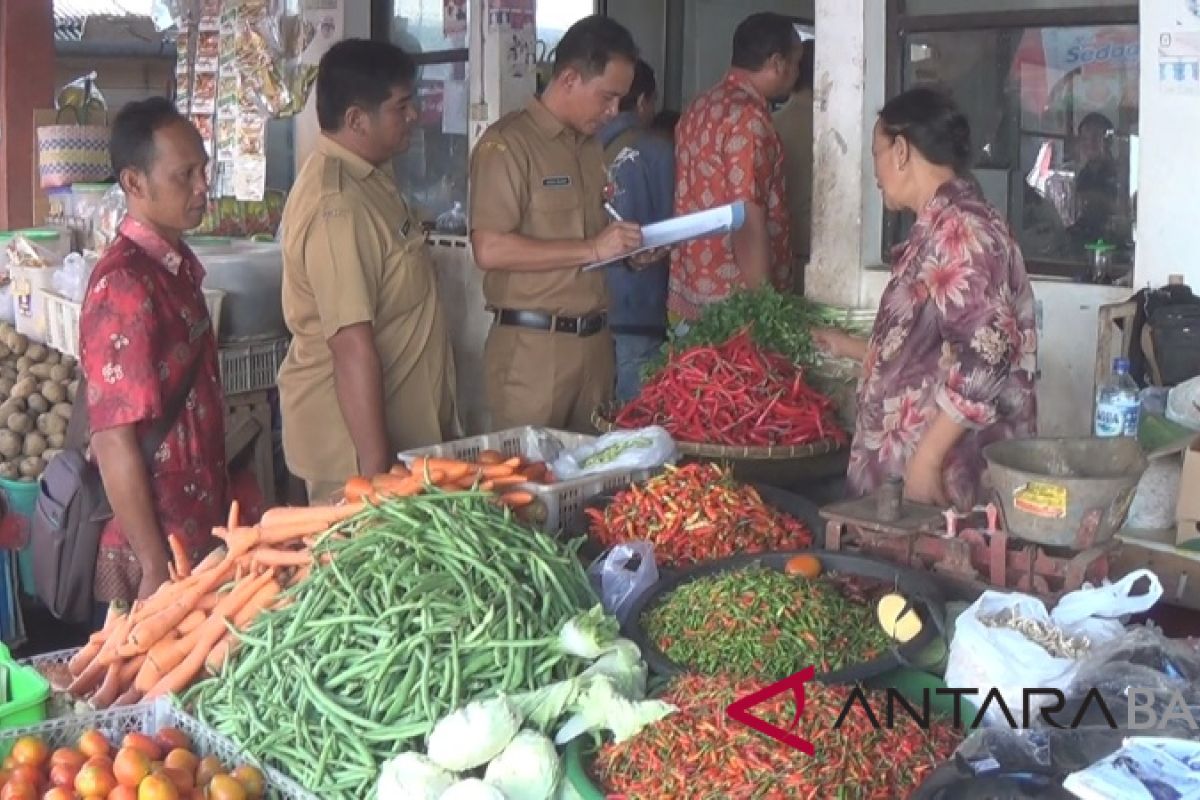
[542,176,572,188]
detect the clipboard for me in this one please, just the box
[582,201,747,271]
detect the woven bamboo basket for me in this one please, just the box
[591,404,847,461]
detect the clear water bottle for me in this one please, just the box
[1094,357,1141,438]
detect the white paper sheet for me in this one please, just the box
[581,201,746,271]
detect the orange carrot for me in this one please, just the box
[478,450,505,465]
[388,463,411,478]
[67,657,107,697]
[205,634,233,675]
[196,593,219,612]
[118,653,146,686]
[483,475,528,490]
[90,663,124,709]
[287,565,311,588]
[454,475,481,490]
[410,458,472,482]
[344,475,374,502]
[500,456,523,470]
[227,499,240,530]
[481,464,516,479]
[167,534,192,579]
[257,502,366,532]
[371,475,425,498]
[191,546,226,575]
[178,609,206,635]
[145,574,280,700]
[135,635,184,693]
[125,559,237,653]
[498,490,535,509]
[95,610,135,667]
[250,547,312,568]
[521,462,548,482]
[113,687,144,707]
[68,633,106,678]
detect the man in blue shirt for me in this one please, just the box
[599,59,675,403]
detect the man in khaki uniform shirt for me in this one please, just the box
[278,39,457,502]
[470,16,647,432]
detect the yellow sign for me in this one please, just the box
[1013,482,1069,519]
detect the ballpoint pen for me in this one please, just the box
[603,201,624,222]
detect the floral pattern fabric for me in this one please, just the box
[81,217,227,602]
[849,178,1039,510]
[668,71,791,321]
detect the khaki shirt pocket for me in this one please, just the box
[383,230,436,317]
[527,186,584,240]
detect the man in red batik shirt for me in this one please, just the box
[669,13,803,322]
[80,98,228,620]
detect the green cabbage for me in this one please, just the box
[484,730,562,800]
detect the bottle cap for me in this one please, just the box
[1114,357,1130,372]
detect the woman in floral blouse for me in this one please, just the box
[815,88,1038,510]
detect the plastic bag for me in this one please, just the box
[435,202,468,235]
[51,252,98,304]
[6,236,58,269]
[552,427,678,482]
[519,428,571,465]
[1063,737,1200,800]
[1167,376,1200,431]
[945,570,1163,728]
[1127,455,1183,531]
[91,184,126,252]
[587,542,659,626]
[234,0,322,118]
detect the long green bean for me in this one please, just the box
[184,492,597,800]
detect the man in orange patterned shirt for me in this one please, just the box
[669,13,803,321]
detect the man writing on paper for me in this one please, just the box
[598,59,674,403]
[669,13,803,322]
[469,16,644,432]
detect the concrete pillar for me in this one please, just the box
[806,0,886,308]
[0,0,55,230]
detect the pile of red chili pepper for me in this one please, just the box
[594,674,960,800]
[612,328,846,447]
[586,464,812,567]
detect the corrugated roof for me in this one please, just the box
[54,0,153,41]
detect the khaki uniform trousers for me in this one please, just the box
[484,324,615,433]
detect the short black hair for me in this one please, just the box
[1078,112,1114,134]
[552,15,638,79]
[652,109,680,134]
[316,39,417,132]
[732,13,800,71]
[110,96,190,177]
[619,59,657,112]
[878,86,972,174]
[796,40,815,91]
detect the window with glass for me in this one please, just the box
[885,3,1139,284]
[374,0,596,223]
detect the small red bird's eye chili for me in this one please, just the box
[585,464,813,568]
[592,675,961,800]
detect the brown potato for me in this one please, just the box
[22,432,46,457]
[10,334,28,356]
[0,431,20,460]
[52,403,73,420]
[28,364,52,380]
[40,381,66,404]
[24,343,48,363]
[0,461,18,480]
[19,456,45,478]
[7,412,32,434]
[26,394,48,414]
[10,377,36,399]
[47,433,65,449]
[48,364,70,383]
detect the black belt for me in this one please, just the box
[494,308,607,337]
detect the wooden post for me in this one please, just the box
[0,0,55,230]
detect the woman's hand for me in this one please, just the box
[904,453,949,507]
[812,328,868,362]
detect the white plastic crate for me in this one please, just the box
[219,337,289,395]
[41,288,225,359]
[400,427,656,533]
[0,696,316,800]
